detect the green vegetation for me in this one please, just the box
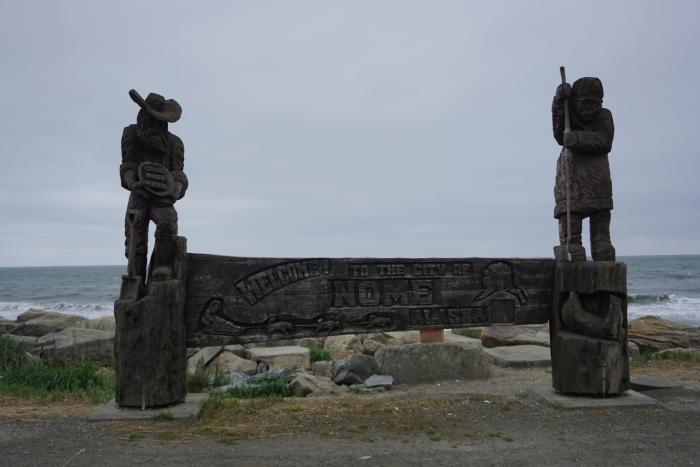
[0,335,114,402]
[309,345,332,363]
[214,376,291,399]
[187,365,230,393]
[635,348,700,364]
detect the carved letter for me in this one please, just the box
[358,281,381,306]
[333,280,356,307]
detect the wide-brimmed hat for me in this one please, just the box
[129,89,182,123]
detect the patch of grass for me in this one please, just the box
[215,377,291,399]
[309,345,332,363]
[633,349,700,366]
[0,336,114,402]
[187,366,209,393]
[158,431,177,441]
[0,335,29,372]
[128,433,144,442]
[187,365,230,393]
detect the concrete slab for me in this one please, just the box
[484,345,551,368]
[245,345,310,371]
[88,393,209,422]
[528,385,657,409]
[631,376,683,391]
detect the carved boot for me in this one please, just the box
[590,210,615,261]
[150,238,175,281]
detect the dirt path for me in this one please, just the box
[1,363,699,466]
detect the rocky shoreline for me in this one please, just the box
[2,309,699,398]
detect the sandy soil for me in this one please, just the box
[1,362,699,466]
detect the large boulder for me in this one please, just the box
[323,334,363,353]
[362,338,385,356]
[383,331,420,345]
[73,316,116,333]
[245,346,310,371]
[187,346,223,374]
[628,316,700,353]
[312,360,332,377]
[11,311,86,337]
[208,351,258,375]
[375,341,490,384]
[330,354,378,385]
[34,327,114,364]
[0,318,18,335]
[1,334,39,348]
[290,373,342,397]
[480,324,550,348]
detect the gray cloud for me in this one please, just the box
[1,1,698,266]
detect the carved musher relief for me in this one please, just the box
[184,256,554,347]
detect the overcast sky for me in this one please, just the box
[0,1,698,267]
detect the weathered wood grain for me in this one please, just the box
[184,255,555,347]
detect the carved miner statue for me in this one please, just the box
[552,71,615,262]
[120,90,188,282]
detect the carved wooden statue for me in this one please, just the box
[114,90,188,408]
[550,69,629,396]
[552,72,615,262]
[120,90,188,284]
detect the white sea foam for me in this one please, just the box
[0,302,114,321]
[628,294,700,326]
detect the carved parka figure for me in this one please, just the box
[552,77,616,261]
[120,90,188,281]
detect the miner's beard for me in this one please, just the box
[137,116,169,153]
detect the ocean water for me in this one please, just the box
[0,256,698,326]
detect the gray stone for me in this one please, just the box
[245,346,310,371]
[88,393,209,422]
[1,334,39,348]
[451,327,485,339]
[480,324,550,348]
[207,351,257,376]
[223,344,247,358]
[0,318,18,335]
[361,338,384,356]
[484,345,551,368]
[382,331,420,345]
[444,332,481,345]
[290,373,340,397]
[16,309,65,322]
[628,340,641,360]
[35,327,114,364]
[331,354,379,386]
[349,384,386,394]
[256,361,268,374]
[11,313,87,337]
[630,376,683,391]
[324,334,362,353]
[251,367,293,383]
[364,374,393,390]
[529,385,657,409]
[629,316,700,353]
[187,346,223,374]
[311,360,332,377]
[216,372,252,391]
[73,316,116,333]
[375,342,490,384]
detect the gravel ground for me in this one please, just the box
[1,363,699,467]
